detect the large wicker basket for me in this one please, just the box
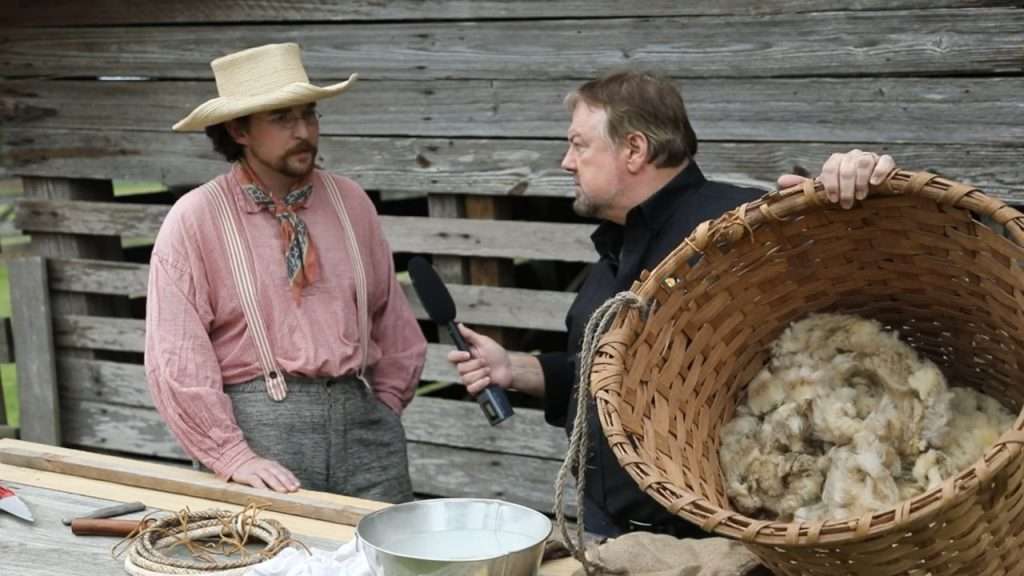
[589,170,1024,575]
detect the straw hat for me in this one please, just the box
[172,43,357,132]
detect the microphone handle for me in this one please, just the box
[447,321,470,352]
[446,322,514,426]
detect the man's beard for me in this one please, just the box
[572,188,600,218]
[270,143,318,178]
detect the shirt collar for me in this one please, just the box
[590,160,707,259]
[229,162,316,214]
[628,159,706,230]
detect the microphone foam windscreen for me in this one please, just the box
[408,256,457,324]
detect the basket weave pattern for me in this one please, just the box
[590,171,1024,575]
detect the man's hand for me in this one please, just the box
[231,457,301,493]
[446,323,513,395]
[777,149,895,209]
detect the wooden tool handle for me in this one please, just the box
[70,518,142,537]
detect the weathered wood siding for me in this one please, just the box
[2,2,1021,513]
[3,6,1023,195]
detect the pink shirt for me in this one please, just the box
[144,165,427,479]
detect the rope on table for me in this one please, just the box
[113,504,305,576]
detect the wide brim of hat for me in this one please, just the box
[172,74,357,132]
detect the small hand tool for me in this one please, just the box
[61,500,146,526]
[71,518,147,537]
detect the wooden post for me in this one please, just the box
[464,196,514,345]
[426,194,468,284]
[426,194,468,350]
[15,177,128,446]
[21,177,126,317]
[464,196,515,286]
[10,257,59,445]
[425,194,514,346]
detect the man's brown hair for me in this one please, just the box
[565,71,698,168]
[205,117,250,162]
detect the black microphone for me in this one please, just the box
[407,256,514,425]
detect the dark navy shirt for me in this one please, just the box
[538,160,762,536]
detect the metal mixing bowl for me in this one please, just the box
[356,498,552,576]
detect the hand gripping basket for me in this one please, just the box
[587,170,1024,575]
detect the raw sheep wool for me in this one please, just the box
[718,313,1017,522]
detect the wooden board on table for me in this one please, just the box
[0,439,384,527]
[0,463,356,541]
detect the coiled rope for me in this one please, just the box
[113,505,304,576]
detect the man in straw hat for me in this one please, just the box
[146,43,426,501]
[448,70,895,537]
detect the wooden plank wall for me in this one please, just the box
[3,4,1023,197]
[1,2,1022,513]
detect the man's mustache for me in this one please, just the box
[287,142,317,156]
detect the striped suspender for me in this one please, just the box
[208,173,372,401]
[321,173,370,386]
[209,181,289,401]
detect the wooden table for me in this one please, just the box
[0,439,578,576]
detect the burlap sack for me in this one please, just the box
[572,534,763,576]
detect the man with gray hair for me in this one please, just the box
[448,70,894,537]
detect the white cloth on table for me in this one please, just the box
[244,539,371,576]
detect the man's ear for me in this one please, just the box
[225,119,249,147]
[623,132,649,174]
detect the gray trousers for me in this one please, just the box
[224,374,414,503]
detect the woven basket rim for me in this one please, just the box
[592,169,1024,547]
